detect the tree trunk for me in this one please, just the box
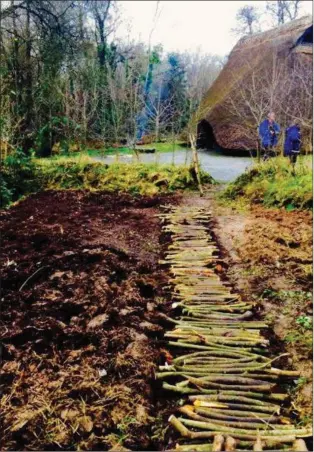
[189,132,203,197]
[11,0,20,128]
[155,116,160,142]
[257,139,261,163]
[22,0,33,153]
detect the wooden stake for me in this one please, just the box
[189,132,204,197]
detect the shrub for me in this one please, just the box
[1,149,39,207]
[35,117,81,157]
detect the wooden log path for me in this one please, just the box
[157,205,312,452]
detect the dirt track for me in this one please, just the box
[0,190,178,451]
[209,195,313,420]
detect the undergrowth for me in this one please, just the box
[222,157,312,210]
[0,149,40,208]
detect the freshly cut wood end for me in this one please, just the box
[293,439,308,451]
[182,404,195,412]
[253,434,263,451]
[169,415,190,437]
[212,434,224,452]
[193,400,228,408]
[225,436,237,451]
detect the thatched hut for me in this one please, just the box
[197,16,313,152]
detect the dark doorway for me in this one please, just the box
[197,119,217,149]
[296,25,313,46]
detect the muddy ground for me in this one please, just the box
[0,190,178,451]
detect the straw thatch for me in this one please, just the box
[198,16,313,151]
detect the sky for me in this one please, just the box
[116,0,313,56]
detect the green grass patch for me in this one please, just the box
[86,147,131,156]
[1,151,215,208]
[36,157,214,196]
[222,156,312,210]
[82,141,187,156]
[136,142,187,152]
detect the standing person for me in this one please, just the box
[258,112,280,161]
[284,122,301,167]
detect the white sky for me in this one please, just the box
[116,0,313,56]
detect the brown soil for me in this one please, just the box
[208,193,313,421]
[0,190,178,451]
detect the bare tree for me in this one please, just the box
[283,0,303,20]
[233,5,261,36]
[278,57,312,152]
[266,1,303,25]
[145,82,174,142]
[220,51,312,153]
[183,52,223,114]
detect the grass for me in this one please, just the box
[136,142,187,152]
[44,141,188,161]
[86,147,131,156]
[83,141,187,156]
[36,156,215,196]
[1,151,215,207]
[222,156,312,210]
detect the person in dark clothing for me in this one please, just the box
[284,123,301,166]
[258,112,281,161]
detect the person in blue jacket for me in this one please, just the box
[258,112,281,160]
[284,122,301,166]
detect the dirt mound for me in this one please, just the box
[0,190,177,451]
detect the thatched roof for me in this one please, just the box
[198,16,313,150]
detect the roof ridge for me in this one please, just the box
[233,15,313,50]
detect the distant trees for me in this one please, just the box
[184,53,223,114]
[0,1,222,155]
[164,53,188,134]
[234,1,305,39]
[0,0,76,152]
[266,0,303,25]
[146,80,173,142]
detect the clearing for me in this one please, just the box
[0,188,312,451]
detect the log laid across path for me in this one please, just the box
[158,205,312,452]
